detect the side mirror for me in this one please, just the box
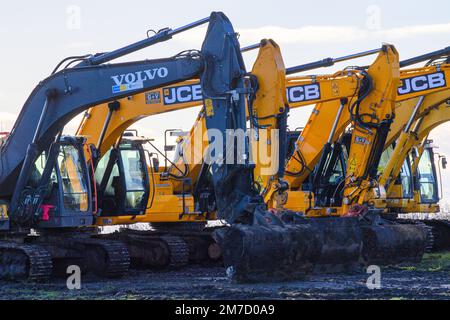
[152,158,160,173]
[442,156,447,170]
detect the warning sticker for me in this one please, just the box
[145,91,162,104]
[349,157,358,173]
[205,99,214,117]
[256,176,264,186]
[112,81,144,94]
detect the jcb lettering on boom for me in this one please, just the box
[287,84,321,103]
[163,83,203,105]
[398,72,446,95]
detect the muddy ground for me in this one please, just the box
[1,253,449,300]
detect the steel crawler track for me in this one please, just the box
[150,224,223,265]
[110,230,190,269]
[395,219,435,253]
[419,219,450,252]
[0,242,52,281]
[30,233,130,279]
[161,235,190,268]
[79,238,131,278]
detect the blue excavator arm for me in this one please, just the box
[0,12,252,223]
[200,20,260,224]
[1,56,203,197]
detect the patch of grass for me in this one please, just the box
[122,294,140,300]
[417,252,450,272]
[396,252,450,272]
[34,291,61,300]
[397,266,416,271]
[389,252,450,273]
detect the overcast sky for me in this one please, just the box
[1,0,450,203]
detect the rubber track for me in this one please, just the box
[0,242,52,281]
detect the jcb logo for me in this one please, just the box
[163,83,203,105]
[287,84,321,103]
[398,72,446,95]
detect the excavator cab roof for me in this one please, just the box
[119,130,152,147]
[59,135,86,146]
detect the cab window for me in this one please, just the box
[57,145,89,211]
[121,149,146,210]
[399,161,413,198]
[417,149,438,203]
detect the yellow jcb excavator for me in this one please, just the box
[379,100,450,251]
[270,56,450,217]
[74,41,380,271]
[76,39,436,280]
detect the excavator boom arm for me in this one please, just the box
[0,56,203,197]
[381,102,450,194]
[0,12,239,206]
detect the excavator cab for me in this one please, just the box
[304,133,351,208]
[380,144,414,201]
[95,133,150,217]
[416,141,440,204]
[398,160,415,199]
[286,129,302,160]
[311,142,348,207]
[0,132,10,229]
[27,136,93,228]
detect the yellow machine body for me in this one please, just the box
[77,42,450,225]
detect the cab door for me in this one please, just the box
[96,141,150,216]
[416,148,439,203]
[118,144,150,214]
